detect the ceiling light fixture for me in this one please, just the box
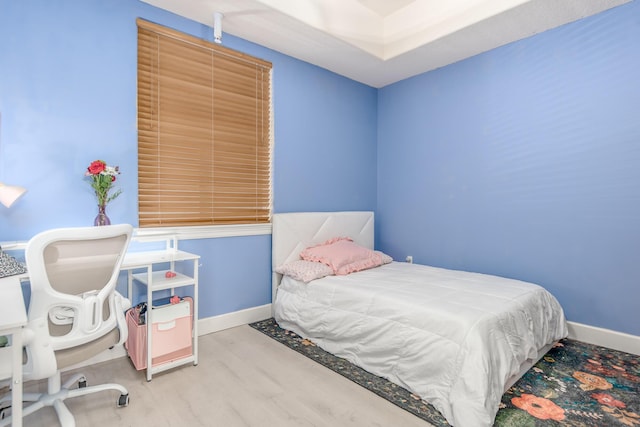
[213,12,224,44]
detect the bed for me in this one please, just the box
[271,211,568,427]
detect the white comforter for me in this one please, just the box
[274,262,567,427]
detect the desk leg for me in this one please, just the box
[145,266,153,382]
[192,259,198,366]
[10,328,23,427]
[127,270,133,302]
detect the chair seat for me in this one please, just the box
[54,328,120,371]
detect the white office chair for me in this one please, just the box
[0,224,133,427]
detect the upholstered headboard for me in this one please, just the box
[271,211,374,302]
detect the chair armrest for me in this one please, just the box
[114,291,131,346]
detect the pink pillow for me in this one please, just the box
[300,237,384,275]
[275,260,333,282]
[376,250,393,264]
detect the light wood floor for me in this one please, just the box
[12,325,433,427]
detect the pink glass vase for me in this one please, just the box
[94,204,111,226]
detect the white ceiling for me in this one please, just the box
[141,0,630,88]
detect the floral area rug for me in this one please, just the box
[249,318,640,426]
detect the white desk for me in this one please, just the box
[0,273,28,427]
[0,236,200,422]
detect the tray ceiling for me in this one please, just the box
[141,0,630,87]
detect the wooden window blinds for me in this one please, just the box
[137,19,272,228]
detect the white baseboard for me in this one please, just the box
[198,304,272,336]
[567,321,640,356]
[64,304,273,372]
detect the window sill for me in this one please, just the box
[133,223,272,241]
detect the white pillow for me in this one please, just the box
[276,260,334,283]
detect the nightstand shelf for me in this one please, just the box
[131,270,195,291]
[122,248,200,381]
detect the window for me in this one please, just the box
[137,19,272,228]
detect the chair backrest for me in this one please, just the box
[23,224,132,376]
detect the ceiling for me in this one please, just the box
[141,0,630,88]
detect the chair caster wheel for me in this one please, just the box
[117,394,130,407]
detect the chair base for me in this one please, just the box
[0,371,129,427]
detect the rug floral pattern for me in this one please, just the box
[250,318,640,426]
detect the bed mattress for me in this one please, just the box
[274,261,567,427]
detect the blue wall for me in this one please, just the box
[377,1,640,336]
[2,0,638,337]
[0,0,377,317]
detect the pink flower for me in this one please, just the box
[84,160,122,206]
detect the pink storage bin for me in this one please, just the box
[125,297,193,370]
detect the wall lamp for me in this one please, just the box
[0,182,27,208]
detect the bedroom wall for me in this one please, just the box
[0,0,377,317]
[4,0,636,339]
[376,1,640,336]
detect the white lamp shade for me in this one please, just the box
[0,182,27,208]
